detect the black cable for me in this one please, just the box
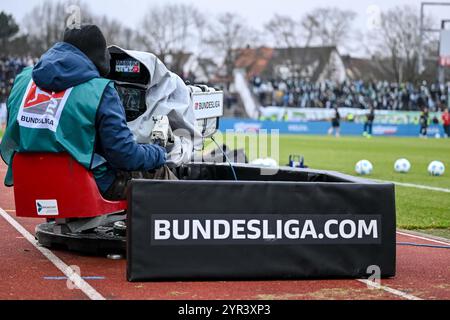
[397,242,450,250]
[211,136,238,181]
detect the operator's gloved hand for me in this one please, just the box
[164,136,193,168]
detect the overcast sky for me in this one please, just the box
[2,0,450,56]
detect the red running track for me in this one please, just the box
[0,163,448,300]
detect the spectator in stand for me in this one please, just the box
[328,107,341,138]
[251,77,450,112]
[0,56,38,133]
[442,107,450,138]
[0,56,35,104]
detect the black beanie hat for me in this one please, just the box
[63,24,111,77]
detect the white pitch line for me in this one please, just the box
[397,231,450,246]
[376,179,450,193]
[0,208,106,301]
[357,280,423,300]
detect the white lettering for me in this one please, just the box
[324,220,339,239]
[152,218,380,242]
[262,220,275,239]
[232,220,246,240]
[276,220,283,239]
[340,220,357,239]
[247,220,261,239]
[173,220,190,240]
[284,220,299,239]
[213,220,230,239]
[301,220,317,239]
[358,220,378,239]
[192,220,211,240]
[154,220,171,240]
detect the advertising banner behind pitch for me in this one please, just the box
[219,118,445,137]
[259,107,445,126]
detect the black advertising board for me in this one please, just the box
[127,165,396,282]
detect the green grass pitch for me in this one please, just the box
[1,130,449,236]
[224,134,450,233]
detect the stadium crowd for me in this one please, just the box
[251,77,450,111]
[0,56,35,103]
[0,56,36,127]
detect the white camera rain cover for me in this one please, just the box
[108,46,203,167]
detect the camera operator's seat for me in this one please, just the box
[13,153,127,219]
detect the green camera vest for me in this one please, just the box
[0,67,112,186]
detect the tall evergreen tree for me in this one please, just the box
[0,12,19,53]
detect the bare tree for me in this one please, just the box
[97,15,136,49]
[263,8,355,49]
[206,12,258,89]
[299,14,320,48]
[265,14,301,48]
[264,13,321,49]
[306,7,356,47]
[23,0,93,55]
[375,5,436,82]
[22,0,139,56]
[139,3,206,72]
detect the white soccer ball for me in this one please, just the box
[355,160,373,176]
[394,159,411,174]
[250,158,278,168]
[428,161,445,177]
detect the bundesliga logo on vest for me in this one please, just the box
[17,82,72,132]
[0,65,110,186]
